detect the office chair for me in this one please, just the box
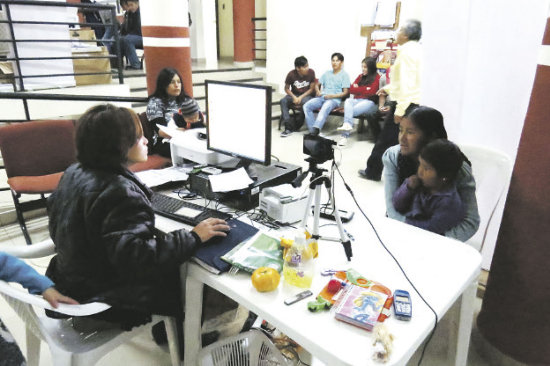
[460,144,512,252]
[0,120,76,244]
[0,239,181,366]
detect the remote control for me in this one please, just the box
[202,167,222,175]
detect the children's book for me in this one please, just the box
[334,285,388,331]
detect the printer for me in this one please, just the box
[170,128,239,167]
[259,184,309,224]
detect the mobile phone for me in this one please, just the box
[393,289,412,320]
[284,290,313,305]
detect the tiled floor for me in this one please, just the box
[0,65,529,365]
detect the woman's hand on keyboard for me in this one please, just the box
[192,218,230,242]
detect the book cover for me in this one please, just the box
[221,232,283,273]
[334,285,388,331]
[192,219,259,274]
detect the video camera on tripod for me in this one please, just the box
[291,134,353,261]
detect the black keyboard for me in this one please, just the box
[151,193,232,226]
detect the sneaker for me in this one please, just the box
[337,137,348,147]
[280,129,293,137]
[337,123,353,132]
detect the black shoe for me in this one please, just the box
[125,65,141,70]
[152,321,168,345]
[358,169,381,181]
[311,127,320,136]
[280,129,293,137]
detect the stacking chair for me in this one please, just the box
[459,144,513,252]
[0,120,77,244]
[0,239,181,366]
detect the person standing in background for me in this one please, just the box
[360,19,422,181]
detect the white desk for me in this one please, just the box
[181,214,481,366]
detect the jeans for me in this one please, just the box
[343,98,377,126]
[303,97,340,132]
[121,34,143,68]
[280,94,312,131]
[101,25,116,54]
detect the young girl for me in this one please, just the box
[392,139,465,235]
[338,57,385,146]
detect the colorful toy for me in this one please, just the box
[307,269,393,323]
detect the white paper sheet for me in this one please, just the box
[135,165,192,187]
[156,123,185,139]
[208,167,254,192]
[375,0,397,27]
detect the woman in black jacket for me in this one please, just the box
[46,104,229,329]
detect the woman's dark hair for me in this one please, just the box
[420,139,464,183]
[294,56,308,68]
[331,52,344,62]
[397,106,448,183]
[407,106,447,141]
[76,104,140,170]
[149,67,189,104]
[358,57,378,86]
[403,19,422,41]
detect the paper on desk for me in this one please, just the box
[156,123,185,139]
[209,167,254,192]
[135,165,192,187]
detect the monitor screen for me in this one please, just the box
[205,80,272,166]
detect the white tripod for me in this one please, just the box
[293,159,353,261]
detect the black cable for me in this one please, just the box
[333,162,438,366]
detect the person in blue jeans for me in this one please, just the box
[303,52,350,135]
[119,0,142,70]
[0,252,78,365]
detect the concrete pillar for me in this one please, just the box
[477,11,550,365]
[232,0,254,65]
[140,0,193,96]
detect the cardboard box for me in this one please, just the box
[72,46,112,86]
[0,61,14,85]
[69,28,97,41]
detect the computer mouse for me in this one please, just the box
[198,132,207,140]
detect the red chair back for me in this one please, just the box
[0,120,76,178]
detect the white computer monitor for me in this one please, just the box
[205,80,272,166]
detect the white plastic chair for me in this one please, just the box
[459,144,512,252]
[0,239,181,366]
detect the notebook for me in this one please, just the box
[192,219,259,274]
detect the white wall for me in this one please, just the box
[422,0,549,268]
[218,0,234,58]
[266,0,550,269]
[190,0,218,67]
[266,0,420,93]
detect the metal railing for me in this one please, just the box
[252,17,266,62]
[0,0,124,94]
